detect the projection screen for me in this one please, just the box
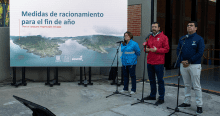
[10,0,127,67]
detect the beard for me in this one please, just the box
[152,30,158,35]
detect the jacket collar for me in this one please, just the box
[153,32,160,37]
[188,32,197,38]
[126,39,133,45]
[153,31,163,38]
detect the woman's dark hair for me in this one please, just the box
[123,31,133,45]
[124,31,133,39]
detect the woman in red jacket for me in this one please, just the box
[143,22,170,105]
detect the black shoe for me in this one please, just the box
[196,107,203,114]
[154,99,164,106]
[143,96,156,100]
[110,81,116,85]
[178,103,191,108]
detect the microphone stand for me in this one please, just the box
[166,39,196,116]
[131,43,155,106]
[109,49,119,85]
[106,42,131,98]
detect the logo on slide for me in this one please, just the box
[55,56,61,62]
[72,56,83,61]
[63,55,70,62]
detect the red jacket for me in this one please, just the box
[143,31,170,65]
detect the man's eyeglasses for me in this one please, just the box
[187,25,194,27]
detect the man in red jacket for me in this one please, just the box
[143,22,170,105]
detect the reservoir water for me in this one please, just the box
[10,39,122,67]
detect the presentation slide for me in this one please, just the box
[10,0,127,67]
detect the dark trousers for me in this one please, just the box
[122,65,136,92]
[147,64,165,100]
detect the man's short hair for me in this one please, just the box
[152,22,160,27]
[189,21,198,27]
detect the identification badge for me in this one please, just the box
[157,38,160,41]
[192,41,196,45]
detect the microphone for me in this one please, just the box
[145,32,153,40]
[116,41,124,43]
[181,35,189,40]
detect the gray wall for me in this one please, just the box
[0,27,10,82]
